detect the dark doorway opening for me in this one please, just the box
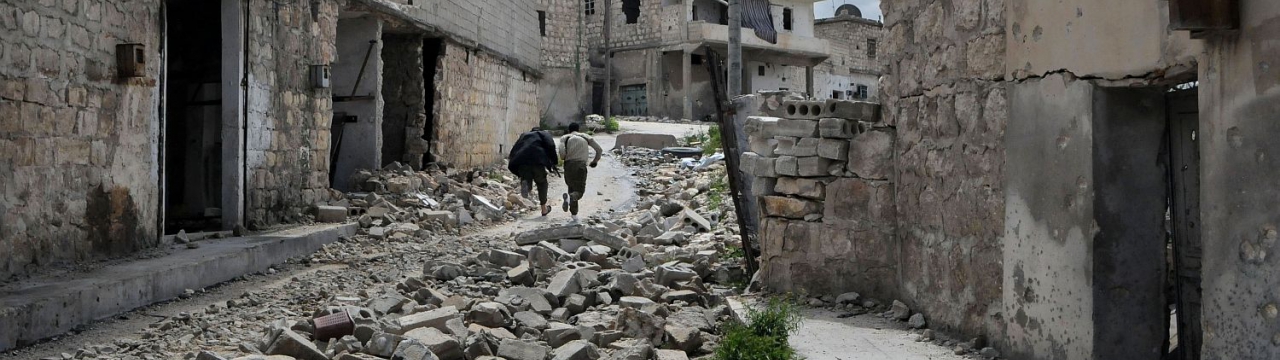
[1165,82,1202,360]
[421,38,443,166]
[591,81,605,115]
[164,0,223,234]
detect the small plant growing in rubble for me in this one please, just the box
[707,170,728,212]
[702,124,723,155]
[714,297,804,360]
[604,116,621,133]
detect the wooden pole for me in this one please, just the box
[727,0,742,97]
[602,0,613,121]
[704,47,758,275]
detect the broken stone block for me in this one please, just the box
[662,324,704,353]
[847,130,893,180]
[660,290,700,305]
[576,246,609,264]
[422,210,455,223]
[750,137,778,157]
[508,262,535,286]
[316,205,348,223]
[514,311,549,330]
[791,138,820,157]
[835,292,861,304]
[391,339,437,360]
[772,136,798,156]
[487,249,525,268]
[796,156,835,177]
[497,339,550,360]
[560,238,589,253]
[825,99,880,121]
[544,322,583,348]
[774,178,825,200]
[817,139,850,161]
[515,225,585,246]
[415,287,449,306]
[614,308,666,345]
[751,177,778,197]
[621,256,647,273]
[467,302,511,328]
[651,231,686,246]
[761,196,823,219]
[818,118,855,138]
[609,273,641,296]
[196,351,228,360]
[552,340,600,360]
[527,246,558,270]
[744,116,780,138]
[909,313,927,329]
[655,265,698,287]
[565,294,591,315]
[654,349,690,360]
[265,329,327,360]
[890,300,911,321]
[604,342,653,360]
[619,296,657,310]
[397,306,460,334]
[583,226,628,251]
[539,241,576,260]
[681,209,711,232]
[364,333,405,357]
[405,327,463,360]
[463,332,500,359]
[775,156,799,177]
[547,268,591,298]
[750,155,779,178]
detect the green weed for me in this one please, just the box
[714,297,804,360]
[604,116,621,132]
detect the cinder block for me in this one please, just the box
[817,139,849,161]
[753,156,778,178]
[796,157,834,177]
[775,156,799,177]
[740,152,761,175]
[791,138,819,157]
[818,118,855,139]
[318,206,348,223]
[780,100,828,120]
[751,177,778,197]
[750,137,777,157]
[825,99,880,122]
[773,136,798,156]
[774,119,819,138]
[745,116,780,139]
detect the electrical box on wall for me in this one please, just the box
[310,64,331,89]
[116,43,146,78]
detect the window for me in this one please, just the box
[623,0,640,24]
[585,0,595,16]
[758,66,765,76]
[832,90,842,99]
[867,39,878,58]
[691,54,704,65]
[538,11,547,36]
[782,8,793,31]
[855,85,869,99]
[691,5,697,21]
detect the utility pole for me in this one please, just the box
[727,0,742,97]
[602,0,613,120]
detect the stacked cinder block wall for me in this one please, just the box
[244,0,340,228]
[0,0,164,278]
[745,99,899,298]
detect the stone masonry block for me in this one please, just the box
[744,116,780,139]
[817,139,850,161]
[774,178,826,200]
[796,157,834,177]
[752,156,779,178]
[740,152,760,175]
[316,206,347,223]
[818,118,855,139]
[792,138,820,157]
[848,130,893,180]
[775,156,799,177]
[773,119,819,138]
[761,196,823,219]
[781,100,828,120]
[751,177,778,197]
[825,99,880,122]
[750,137,778,157]
[773,137,797,156]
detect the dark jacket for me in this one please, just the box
[508,130,558,173]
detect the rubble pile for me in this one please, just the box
[36,147,749,360]
[329,162,540,237]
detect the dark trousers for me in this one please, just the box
[516,165,549,205]
[564,160,588,215]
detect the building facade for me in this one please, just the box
[0,0,541,280]
[812,5,883,101]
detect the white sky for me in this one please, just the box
[813,0,882,21]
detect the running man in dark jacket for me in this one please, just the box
[508,128,559,216]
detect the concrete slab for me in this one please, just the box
[0,224,358,351]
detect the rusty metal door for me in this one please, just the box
[620,84,647,116]
[1167,85,1202,360]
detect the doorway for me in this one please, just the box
[421,38,442,166]
[1165,82,1202,360]
[620,84,647,116]
[163,0,224,234]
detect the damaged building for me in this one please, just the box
[539,0,833,124]
[0,0,540,280]
[746,0,1280,359]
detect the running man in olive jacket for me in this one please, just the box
[558,123,603,223]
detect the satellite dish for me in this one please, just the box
[835,4,862,18]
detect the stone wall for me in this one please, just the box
[880,0,1008,341]
[813,15,883,99]
[433,42,539,168]
[0,0,163,279]
[744,99,900,298]
[385,0,542,74]
[537,0,592,126]
[585,0,664,50]
[244,0,340,228]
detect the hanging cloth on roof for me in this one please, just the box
[741,0,778,44]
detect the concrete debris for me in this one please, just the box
[908,313,927,329]
[890,300,912,321]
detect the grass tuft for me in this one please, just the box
[714,297,804,360]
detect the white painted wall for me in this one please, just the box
[814,72,877,100]
[331,17,383,191]
[747,60,807,93]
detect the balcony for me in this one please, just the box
[662,20,831,67]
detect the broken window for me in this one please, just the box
[855,85,869,99]
[867,39,878,58]
[832,90,841,99]
[758,65,765,76]
[692,5,697,21]
[538,11,546,36]
[585,0,596,16]
[691,54,704,65]
[783,8,793,31]
[623,0,641,24]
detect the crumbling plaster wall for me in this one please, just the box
[880,0,1008,342]
[0,0,162,279]
[433,42,539,168]
[244,0,339,228]
[331,16,383,191]
[1198,1,1280,358]
[538,0,593,126]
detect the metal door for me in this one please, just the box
[1167,85,1201,360]
[620,84,647,116]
